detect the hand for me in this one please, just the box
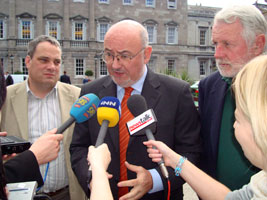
[143,140,179,169]
[88,144,111,171]
[29,128,63,165]
[0,131,17,160]
[117,162,153,200]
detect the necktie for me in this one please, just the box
[118,87,134,197]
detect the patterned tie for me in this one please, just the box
[118,87,134,197]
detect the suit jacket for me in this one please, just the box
[60,75,71,84]
[70,69,202,200]
[198,71,228,177]
[0,81,86,200]
[3,149,43,187]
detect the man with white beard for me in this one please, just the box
[198,5,267,191]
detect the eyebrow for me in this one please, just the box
[104,48,132,54]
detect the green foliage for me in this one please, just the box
[160,68,194,85]
[85,69,93,76]
[14,71,23,74]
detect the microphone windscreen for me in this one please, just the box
[70,93,100,123]
[127,94,148,117]
[97,97,120,127]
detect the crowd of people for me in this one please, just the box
[0,4,266,200]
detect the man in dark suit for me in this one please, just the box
[5,72,13,86]
[60,71,71,84]
[70,20,202,200]
[199,5,267,191]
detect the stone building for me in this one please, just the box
[0,0,261,85]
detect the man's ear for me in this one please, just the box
[25,55,31,70]
[144,46,152,64]
[253,34,266,56]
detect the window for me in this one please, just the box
[97,23,109,42]
[146,0,155,7]
[75,58,84,76]
[21,58,28,74]
[199,60,207,76]
[167,59,175,73]
[72,22,86,40]
[168,0,177,9]
[146,25,157,44]
[166,26,178,44]
[0,19,6,39]
[100,59,107,76]
[99,0,109,3]
[46,21,60,39]
[19,20,33,39]
[123,0,133,5]
[199,27,208,46]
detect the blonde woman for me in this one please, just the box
[144,55,267,199]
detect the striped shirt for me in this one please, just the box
[27,82,68,193]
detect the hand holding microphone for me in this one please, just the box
[126,94,169,179]
[87,96,121,188]
[56,93,100,134]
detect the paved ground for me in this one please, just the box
[183,183,198,200]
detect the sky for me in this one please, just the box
[188,0,266,8]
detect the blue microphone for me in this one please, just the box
[56,93,100,134]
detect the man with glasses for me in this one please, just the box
[70,20,201,200]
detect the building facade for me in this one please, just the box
[0,0,262,85]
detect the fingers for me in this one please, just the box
[0,131,7,137]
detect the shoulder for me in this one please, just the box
[6,81,26,96]
[57,82,81,96]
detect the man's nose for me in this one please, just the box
[214,45,226,59]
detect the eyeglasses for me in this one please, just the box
[102,48,145,64]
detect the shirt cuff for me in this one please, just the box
[148,169,164,193]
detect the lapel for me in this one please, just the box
[99,77,120,152]
[128,69,161,147]
[10,82,29,139]
[209,76,228,158]
[57,82,77,145]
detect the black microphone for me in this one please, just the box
[126,94,169,179]
[87,96,121,189]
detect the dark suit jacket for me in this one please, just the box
[60,74,71,84]
[198,71,228,178]
[2,149,43,187]
[70,69,202,200]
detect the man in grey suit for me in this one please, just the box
[0,35,86,200]
[70,20,202,200]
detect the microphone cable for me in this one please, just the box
[36,162,49,192]
[167,178,171,200]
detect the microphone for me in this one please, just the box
[95,96,121,147]
[56,93,100,134]
[126,94,169,179]
[87,96,120,188]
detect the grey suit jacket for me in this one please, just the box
[70,69,202,200]
[0,81,86,200]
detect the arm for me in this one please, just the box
[144,140,230,200]
[3,128,63,187]
[88,144,113,200]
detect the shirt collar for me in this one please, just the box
[117,65,147,94]
[26,79,58,98]
[221,76,233,86]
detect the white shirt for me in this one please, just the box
[27,81,68,193]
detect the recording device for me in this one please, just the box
[126,94,169,179]
[87,96,121,188]
[0,136,31,155]
[56,93,100,134]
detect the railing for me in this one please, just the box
[70,40,89,47]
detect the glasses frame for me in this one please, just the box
[101,47,146,64]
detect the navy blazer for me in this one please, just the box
[70,69,202,200]
[198,71,228,177]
